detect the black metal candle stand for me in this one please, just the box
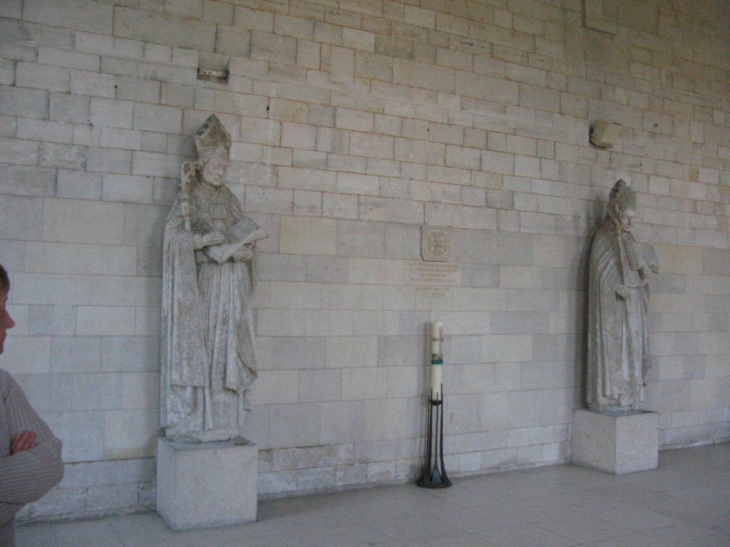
[417,386,451,489]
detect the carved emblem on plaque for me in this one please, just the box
[421,227,450,262]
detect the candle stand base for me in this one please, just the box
[417,392,451,489]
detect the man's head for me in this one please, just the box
[0,264,15,355]
[0,264,8,293]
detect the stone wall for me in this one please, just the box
[0,0,728,520]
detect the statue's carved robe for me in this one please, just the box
[161,181,262,442]
[586,223,652,412]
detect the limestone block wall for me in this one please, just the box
[0,0,728,520]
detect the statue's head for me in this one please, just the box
[195,115,231,162]
[607,179,636,226]
[194,115,231,187]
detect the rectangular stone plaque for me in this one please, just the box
[421,226,450,261]
[406,261,460,287]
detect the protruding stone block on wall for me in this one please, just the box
[156,437,257,530]
[571,409,658,474]
[584,0,617,34]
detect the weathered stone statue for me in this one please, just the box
[161,115,266,442]
[586,180,659,413]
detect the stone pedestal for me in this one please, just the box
[571,409,658,474]
[156,437,257,530]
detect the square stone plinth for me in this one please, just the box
[157,437,257,530]
[571,409,658,474]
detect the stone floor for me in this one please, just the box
[18,442,730,547]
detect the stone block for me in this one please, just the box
[24,0,113,34]
[571,409,658,474]
[321,401,364,444]
[133,104,182,134]
[299,369,342,403]
[15,63,70,92]
[27,304,78,335]
[90,99,134,129]
[0,168,55,200]
[330,46,354,85]
[104,409,157,459]
[102,174,154,204]
[335,173,378,197]
[38,48,99,72]
[336,108,373,132]
[281,122,316,150]
[393,59,454,93]
[293,188,322,215]
[456,72,518,104]
[242,187,293,217]
[268,404,321,448]
[101,336,159,372]
[39,143,86,169]
[481,150,515,175]
[342,28,375,51]
[76,306,136,336]
[60,458,154,489]
[49,336,100,373]
[359,196,424,224]
[120,372,159,409]
[241,2,282,30]
[100,128,142,151]
[270,335,325,368]
[18,119,73,144]
[157,438,258,530]
[251,370,299,405]
[15,373,72,413]
[280,216,336,255]
[251,31,297,64]
[322,193,358,219]
[350,133,394,159]
[161,83,195,108]
[342,368,387,401]
[45,411,105,463]
[114,7,216,51]
[353,309,400,335]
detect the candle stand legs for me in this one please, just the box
[417,390,451,489]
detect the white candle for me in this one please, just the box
[430,321,443,400]
[430,321,442,356]
[430,359,442,400]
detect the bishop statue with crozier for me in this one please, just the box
[586,180,659,413]
[161,115,266,443]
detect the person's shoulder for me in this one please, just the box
[0,369,16,399]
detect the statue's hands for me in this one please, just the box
[615,285,629,299]
[232,245,253,261]
[202,232,226,247]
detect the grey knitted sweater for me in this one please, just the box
[0,369,63,547]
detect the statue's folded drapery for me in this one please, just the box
[161,115,264,443]
[586,180,657,413]
[587,227,651,411]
